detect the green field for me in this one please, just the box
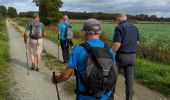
[72,23,170,64]
[0,18,10,99]
[12,18,170,97]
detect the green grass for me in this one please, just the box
[41,51,76,96]
[136,58,170,97]
[0,18,10,99]
[12,18,30,26]
[42,52,65,72]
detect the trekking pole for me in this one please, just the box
[53,72,60,100]
[25,41,29,75]
[42,42,47,55]
[36,38,39,71]
[57,34,59,59]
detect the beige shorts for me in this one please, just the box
[29,38,43,54]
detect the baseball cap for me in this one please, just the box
[115,12,127,18]
[82,18,101,34]
[33,13,39,18]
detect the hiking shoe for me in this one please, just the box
[31,63,36,70]
[35,66,40,72]
[35,68,39,72]
[63,60,67,64]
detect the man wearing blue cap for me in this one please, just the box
[53,18,118,100]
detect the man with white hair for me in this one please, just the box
[113,13,140,100]
[58,15,73,64]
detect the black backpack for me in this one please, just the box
[75,43,118,98]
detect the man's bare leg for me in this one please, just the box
[30,50,36,69]
[36,52,41,71]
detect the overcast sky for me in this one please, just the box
[0,0,170,17]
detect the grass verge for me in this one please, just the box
[41,51,76,97]
[0,18,10,99]
[136,58,170,97]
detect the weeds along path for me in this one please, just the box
[9,19,169,100]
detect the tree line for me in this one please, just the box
[18,11,170,22]
[0,5,17,18]
[1,0,170,26]
[60,11,170,22]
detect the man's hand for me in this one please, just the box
[23,32,28,44]
[52,68,73,84]
[51,74,58,84]
[56,31,60,35]
[112,42,121,53]
[24,38,27,44]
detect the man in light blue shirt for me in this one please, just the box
[53,19,117,100]
[58,15,73,64]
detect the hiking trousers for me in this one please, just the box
[116,53,136,100]
[60,39,70,63]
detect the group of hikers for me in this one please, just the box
[23,13,139,100]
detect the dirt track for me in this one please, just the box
[8,19,169,100]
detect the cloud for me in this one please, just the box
[0,0,170,17]
[0,0,38,12]
[60,0,170,17]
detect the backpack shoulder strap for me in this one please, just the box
[80,42,92,52]
[104,43,108,48]
[80,42,109,53]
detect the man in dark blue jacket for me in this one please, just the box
[113,13,140,100]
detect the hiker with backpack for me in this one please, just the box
[112,13,140,100]
[23,13,46,71]
[52,19,118,100]
[57,15,73,64]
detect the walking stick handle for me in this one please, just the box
[52,72,60,100]
[53,72,56,81]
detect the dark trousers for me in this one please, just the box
[116,54,136,100]
[60,40,70,62]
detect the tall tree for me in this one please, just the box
[150,15,157,21]
[0,5,7,17]
[33,0,63,26]
[8,7,17,18]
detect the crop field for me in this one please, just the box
[72,23,170,64]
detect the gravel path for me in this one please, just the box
[8,19,169,100]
